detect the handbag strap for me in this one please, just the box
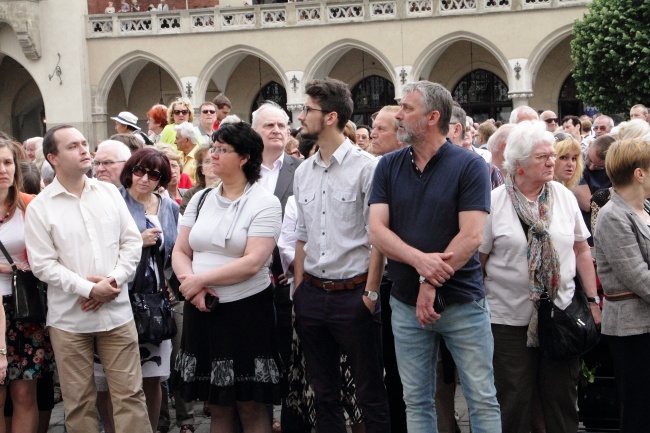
[0,240,18,272]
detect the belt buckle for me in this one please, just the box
[321,280,335,292]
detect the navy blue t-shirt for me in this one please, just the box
[369,142,491,307]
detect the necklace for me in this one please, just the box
[142,194,155,215]
[0,212,9,225]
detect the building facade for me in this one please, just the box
[1,0,589,145]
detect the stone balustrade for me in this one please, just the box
[87,0,590,37]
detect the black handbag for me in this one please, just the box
[0,240,46,322]
[131,225,177,344]
[537,277,600,360]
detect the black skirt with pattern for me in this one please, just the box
[174,285,282,406]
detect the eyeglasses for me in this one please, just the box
[173,109,189,116]
[132,165,162,181]
[585,154,606,170]
[202,110,216,114]
[93,160,125,167]
[301,105,327,114]
[532,153,558,163]
[594,125,609,131]
[544,118,559,124]
[210,147,238,156]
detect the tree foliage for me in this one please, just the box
[570,0,650,114]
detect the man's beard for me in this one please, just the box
[300,117,326,141]
[396,118,427,145]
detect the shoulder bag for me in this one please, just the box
[518,216,599,360]
[131,220,177,344]
[0,240,46,322]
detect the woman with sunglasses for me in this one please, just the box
[160,98,200,148]
[96,148,178,432]
[173,122,282,433]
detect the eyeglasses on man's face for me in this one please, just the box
[202,109,216,114]
[301,105,327,114]
[585,154,606,170]
[544,118,559,124]
[93,160,125,168]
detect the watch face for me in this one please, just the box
[365,291,378,301]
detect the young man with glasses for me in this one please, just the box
[25,125,150,433]
[292,78,390,432]
[574,135,616,244]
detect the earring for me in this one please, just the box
[517,169,524,175]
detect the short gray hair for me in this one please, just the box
[509,106,539,124]
[451,105,467,138]
[402,81,453,135]
[487,123,515,153]
[174,121,199,145]
[503,121,554,175]
[251,101,289,131]
[96,139,132,161]
[23,137,43,149]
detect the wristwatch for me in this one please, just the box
[419,275,434,286]
[363,290,379,302]
[587,296,598,304]
[0,348,7,355]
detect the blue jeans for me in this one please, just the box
[390,296,501,433]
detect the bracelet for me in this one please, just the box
[587,296,598,303]
[418,275,434,286]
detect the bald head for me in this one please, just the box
[509,106,539,124]
[370,106,403,156]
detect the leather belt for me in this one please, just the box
[604,292,640,302]
[303,273,368,291]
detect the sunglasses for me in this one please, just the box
[132,165,162,181]
[173,109,189,115]
[544,118,559,124]
[202,109,216,114]
[594,125,609,131]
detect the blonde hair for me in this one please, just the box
[605,138,650,187]
[167,98,194,125]
[553,137,584,188]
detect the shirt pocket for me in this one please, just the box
[555,217,574,237]
[331,188,358,221]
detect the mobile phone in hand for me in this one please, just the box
[205,293,219,312]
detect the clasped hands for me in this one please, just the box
[79,275,119,312]
[178,273,213,313]
[415,252,454,328]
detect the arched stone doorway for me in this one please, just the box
[558,74,584,118]
[250,81,291,121]
[0,55,45,141]
[351,75,395,126]
[452,69,511,123]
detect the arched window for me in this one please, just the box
[351,75,395,126]
[452,69,511,123]
[558,74,584,118]
[250,81,291,121]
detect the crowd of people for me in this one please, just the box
[0,83,648,433]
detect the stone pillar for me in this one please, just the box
[285,71,305,128]
[507,58,533,108]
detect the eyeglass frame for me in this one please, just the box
[93,160,125,167]
[544,118,559,124]
[131,165,163,181]
[301,105,329,114]
[585,154,606,170]
[209,146,239,156]
[201,109,216,114]
[173,109,189,116]
[531,153,558,163]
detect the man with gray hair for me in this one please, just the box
[630,104,648,122]
[592,114,614,137]
[369,81,501,432]
[369,105,404,156]
[93,139,131,187]
[174,121,200,183]
[509,106,539,124]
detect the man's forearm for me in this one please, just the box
[369,224,422,269]
[293,240,306,287]
[366,247,385,291]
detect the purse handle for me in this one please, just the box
[0,240,18,273]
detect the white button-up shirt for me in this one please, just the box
[259,155,283,194]
[25,177,143,333]
[294,139,377,279]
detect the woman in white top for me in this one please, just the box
[173,122,282,433]
[479,121,600,433]
[0,138,55,433]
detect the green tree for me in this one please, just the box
[570,0,650,114]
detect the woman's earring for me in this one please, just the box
[517,169,524,175]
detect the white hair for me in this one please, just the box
[23,137,43,149]
[218,115,242,128]
[617,119,650,140]
[40,162,55,184]
[503,121,554,175]
[251,102,289,131]
[509,106,539,124]
[487,123,515,153]
[96,139,132,161]
[174,121,199,145]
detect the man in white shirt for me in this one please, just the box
[25,125,151,433]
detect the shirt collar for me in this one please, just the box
[262,154,284,172]
[49,175,95,197]
[313,138,354,167]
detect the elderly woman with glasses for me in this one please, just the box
[173,122,282,433]
[478,121,601,433]
[594,138,650,432]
